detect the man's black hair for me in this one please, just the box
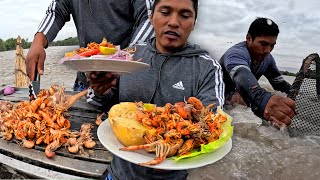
[151,0,198,20]
[248,17,279,41]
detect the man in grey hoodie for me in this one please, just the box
[25,0,154,91]
[88,0,224,179]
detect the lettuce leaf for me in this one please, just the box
[173,106,233,161]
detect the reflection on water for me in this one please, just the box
[188,99,320,180]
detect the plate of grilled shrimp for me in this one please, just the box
[98,119,232,170]
[98,98,233,170]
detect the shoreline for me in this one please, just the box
[1,46,78,90]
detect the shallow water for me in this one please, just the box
[188,105,320,180]
[0,46,77,90]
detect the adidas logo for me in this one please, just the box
[172,81,185,90]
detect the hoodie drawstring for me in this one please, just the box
[88,0,94,17]
[148,56,170,103]
[150,52,156,71]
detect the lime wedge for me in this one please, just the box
[143,103,155,111]
[99,46,116,55]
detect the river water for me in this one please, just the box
[188,105,320,180]
[0,47,319,179]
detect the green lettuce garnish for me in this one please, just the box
[173,106,233,161]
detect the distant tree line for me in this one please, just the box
[0,38,31,52]
[280,71,297,77]
[50,37,79,46]
[0,37,79,52]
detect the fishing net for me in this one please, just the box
[288,53,320,136]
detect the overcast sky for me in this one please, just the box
[0,0,319,72]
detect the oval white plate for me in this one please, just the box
[62,58,150,73]
[97,119,232,170]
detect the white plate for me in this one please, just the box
[62,58,150,73]
[97,119,232,170]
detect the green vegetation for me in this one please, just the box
[280,71,297,77]
[0,37,79,52]
[50,37,79,46]
[0,38,31,51]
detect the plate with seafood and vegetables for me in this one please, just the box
[97,98,233,170]
[60,38,149,73]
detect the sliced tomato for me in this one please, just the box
[78,49,100,57]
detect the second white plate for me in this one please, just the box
[97,119,232,170]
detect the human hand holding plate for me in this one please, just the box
[86,71,119,96]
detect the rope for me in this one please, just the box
[14,69,28,76]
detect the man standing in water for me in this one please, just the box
[219,17,295,128]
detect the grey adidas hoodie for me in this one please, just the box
[108,37,225,180]
[119,37,224,108]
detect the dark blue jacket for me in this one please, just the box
[220,41,291,117]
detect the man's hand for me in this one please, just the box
[263,95,296,128]
[25,33,48,80]
[86,72,119,96]
[227,92,247,106]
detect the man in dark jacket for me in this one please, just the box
[25,0,154,91]
[219,17,295,128]
[88,0,224,179]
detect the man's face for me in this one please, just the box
[150,0,196,53]
[246,34,277,62]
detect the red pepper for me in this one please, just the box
[78,49,100,57]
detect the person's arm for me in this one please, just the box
[25,33,48,80]
[86,72,120,112]
[231,65,295,126]
[26,0,71,80]
[87,86,120,113]
[232,65,272,117]
[264,56,291,93]
[129,0,154,46]
[224,52,272,117]
[197,55,225,111]
[224,52,295,126]
[37,0,72,46]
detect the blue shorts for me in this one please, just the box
[106,173,113,180]
[73,78,88,91]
